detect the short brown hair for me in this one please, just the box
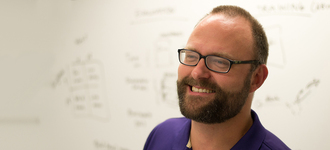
[208,5,269,65]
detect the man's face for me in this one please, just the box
[177,14,255,124]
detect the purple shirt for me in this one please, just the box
[144,110,290,150]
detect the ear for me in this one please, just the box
[249,64,268,93]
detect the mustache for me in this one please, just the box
[179,77,220,90]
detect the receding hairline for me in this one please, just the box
[197,5,269,65]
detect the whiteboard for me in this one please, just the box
[1,0,330,149]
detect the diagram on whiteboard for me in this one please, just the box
[52,54,110,121]
[154,72,178,108]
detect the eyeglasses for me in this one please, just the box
[178,49,259,73]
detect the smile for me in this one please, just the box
[191,86,215,93]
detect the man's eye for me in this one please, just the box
[209,58,230,69]
[185,54,199,62]
[186,55,197,59]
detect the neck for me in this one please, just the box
[190,102,253,150]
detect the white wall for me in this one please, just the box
[1,0,330,149]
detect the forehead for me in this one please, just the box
[186,14,254,60]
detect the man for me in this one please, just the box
[144,5,290,150]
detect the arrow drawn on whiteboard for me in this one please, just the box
[253,79,320,115]
[286,78,320,114]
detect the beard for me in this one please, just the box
[177,72,252,124]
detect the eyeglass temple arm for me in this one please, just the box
[232,60,259,64]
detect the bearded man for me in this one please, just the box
[144,5,290,150]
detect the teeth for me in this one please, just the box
[192,86,214,93]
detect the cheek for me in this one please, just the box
[214,73,248,92]
[218,66,252,91]
[178,64,191,81]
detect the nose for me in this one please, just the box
[191,58,211,80]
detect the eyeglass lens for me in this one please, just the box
[179,50,231,73]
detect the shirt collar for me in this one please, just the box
[230,110,267,150]
[172,118,191,150]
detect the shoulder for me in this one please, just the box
[144,117,191,150]
[155,117,190,131]
[259,130,291,150]
[233,110,291,150]
[147,117,190,138]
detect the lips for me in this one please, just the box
[191,86,215,93]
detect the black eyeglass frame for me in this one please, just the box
[178,49,260,73]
